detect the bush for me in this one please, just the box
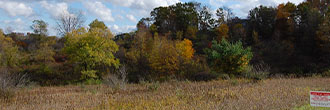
[0,68,29,100]
[205,39,253,76]
[147,81,160,91]
[322,69,330,77]
[244,62,271,80]
[103,65,128,90]
[218,74,230,80]
[28,64,53,85]
[179,56,211,80]
[26,63,74,86]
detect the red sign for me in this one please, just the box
[310,91,330,107]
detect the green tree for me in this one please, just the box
[30,20,48,35]
[296,1,322,56]
[151,2,199,38]
[247,5,276,41]
[64,28,119,81]
[185,26,198,40]
[205,39,253,75]
[317,11,330,56]
[88,19,114,38]
[32,38,56,64]
[89,19,107,30]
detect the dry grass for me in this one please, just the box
[0,78,329,110]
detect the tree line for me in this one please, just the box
[0,0,329,85]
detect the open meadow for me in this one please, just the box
[1,77,329,110]
[1,0,330,110]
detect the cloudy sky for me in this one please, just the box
[0,0,304,35]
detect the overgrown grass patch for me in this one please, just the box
[294,105,329,110]
[0,78,329,110]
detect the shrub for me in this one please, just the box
[84,79,102,85]
[205,39,253,76]
[322,69,330,77]
[218,74,230,80]
[0,68,29,100]
[26,63,73,86]
[244,62,271,81]
[178,56,211,80]
[147,81,160,91]
[103,65,128,90]
[28,64,53,85]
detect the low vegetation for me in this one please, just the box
[0,78,329,110]
[0,68,29,101]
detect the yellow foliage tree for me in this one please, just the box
[176,38,195,60]
[126,32,196,80]
[148,37,179,77]
[64,27,119,81]
[0,30,22,67]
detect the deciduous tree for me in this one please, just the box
[215,24,229,41]
[30,20,48,35]
[64,27,119,81]
[88,19,113,38]
[0,30,22,68]
[55,10,85,36]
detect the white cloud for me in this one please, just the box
[131,0,180,10]
[2,18,30,33]
[116,15,124,20]
[105,0,134,7]
[109,24,136,34]
[126,14,137,22]
[0,1,34,17]
[209,0,304,17]
[112,24,120,31]
[83,1,115,22]
[40,1,70,17]
[105,0,180,16]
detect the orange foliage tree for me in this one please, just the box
[215,24,229,41]
[176,38,195,60]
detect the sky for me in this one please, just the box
[0,0,305,36]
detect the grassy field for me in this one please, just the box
[0,78,329,110]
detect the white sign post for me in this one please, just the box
[310,91,330,107]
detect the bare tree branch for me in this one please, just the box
[55,10,85,36]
